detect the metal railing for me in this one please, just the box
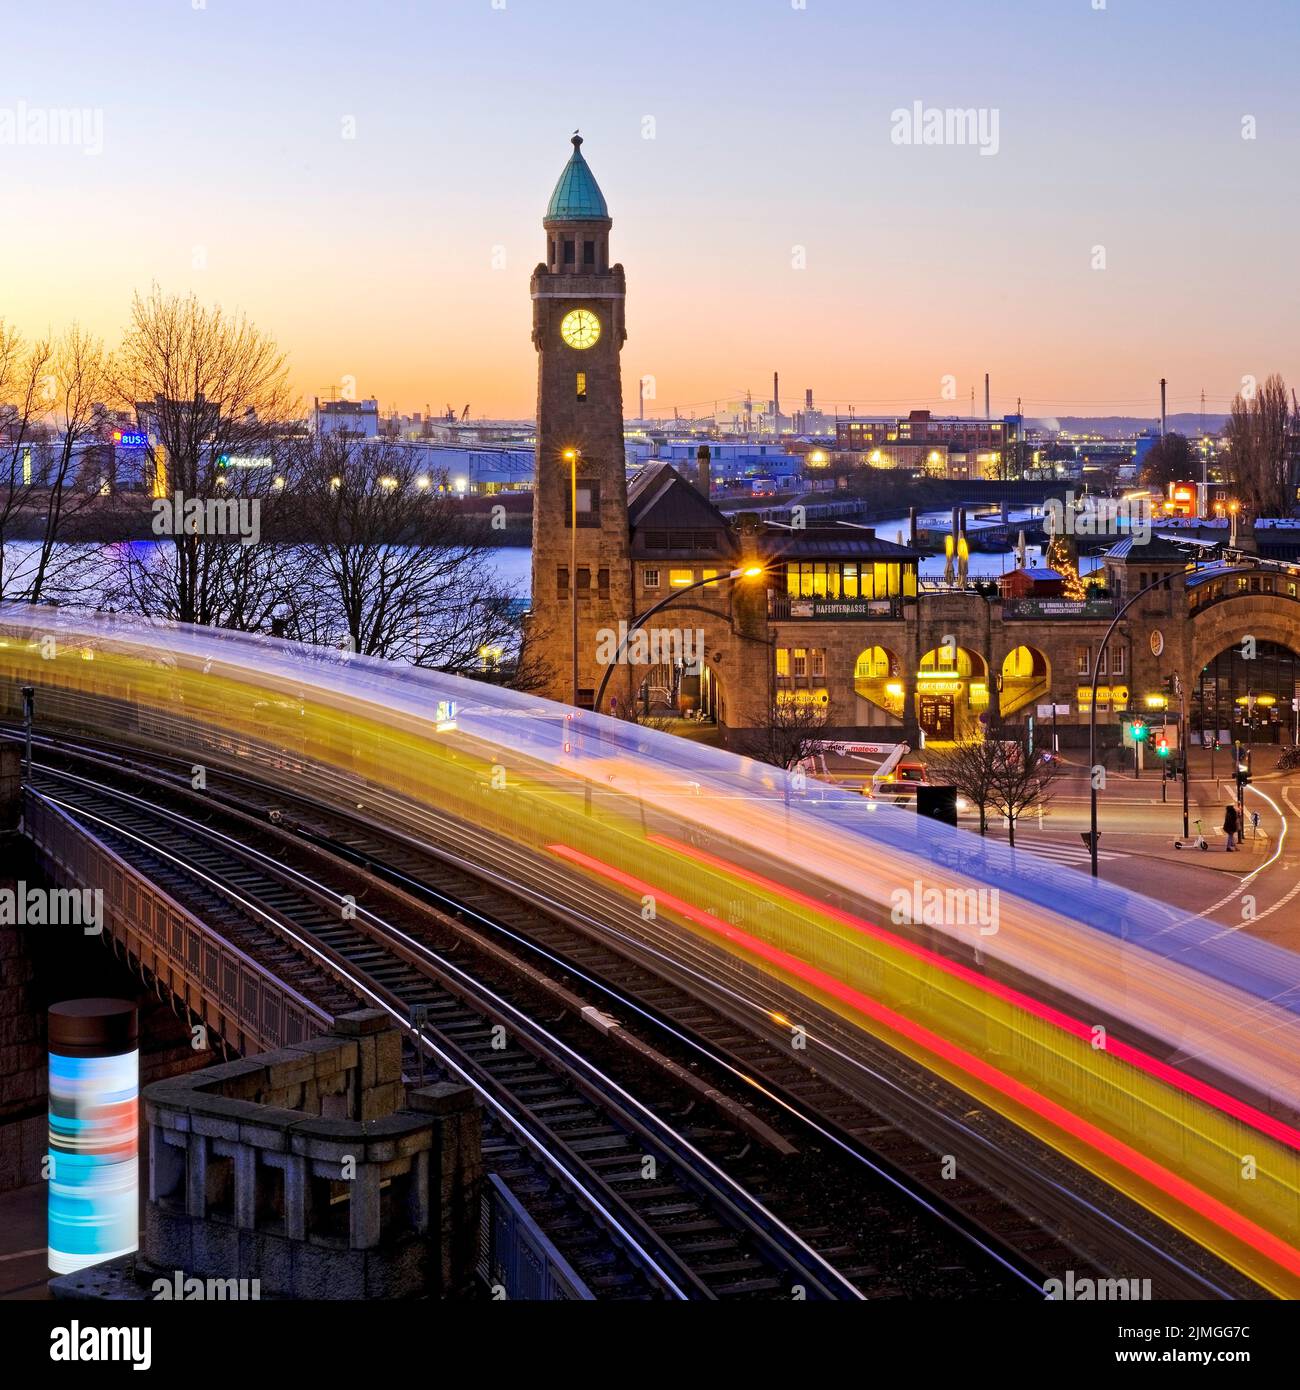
[24,788,331,1053]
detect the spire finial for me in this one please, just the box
[571,130,583,149]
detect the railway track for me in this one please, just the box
[15,728,1264,1299]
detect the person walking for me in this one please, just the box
[1223,803,1239,852]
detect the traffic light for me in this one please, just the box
[1130,720,1148,742]
[1155,734,1170,759]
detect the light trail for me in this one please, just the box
[3,606,1300,1294]
[547,841,1300,1293]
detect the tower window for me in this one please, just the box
[597,568,610,599]
[557,566,569,597]
[576,372,587,401]
[577,567,591,594]
[564,240,575,264]
[583,240,595,266]
[565,480,601,528]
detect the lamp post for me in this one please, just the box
[593,566,766,716]
[1088,570,1179,877]
[563,448,580,706]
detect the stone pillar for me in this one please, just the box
[186,1135,207,1218]
[0,744,19,831]
[408,1083,483,1297]
[285,1153,307,1241]
[349,1164,382,1250]
[234,1147,257,1229]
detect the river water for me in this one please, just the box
[1,514,1095,610]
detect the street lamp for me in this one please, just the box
[563,448,580,706]
[1088,570,1181,877]
[592,565,767,715]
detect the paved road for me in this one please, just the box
[990,766,1298,949]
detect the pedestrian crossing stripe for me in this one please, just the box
[1010,839,1125,864]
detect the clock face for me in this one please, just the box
[560,308,601,350]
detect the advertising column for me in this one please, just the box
[47,998,139,1275]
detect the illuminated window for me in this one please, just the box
[643,568,660,589]
[702,569,719,587]
[842,564,859,598]
[565,480,601,529]
[776,648,790,678]
[669,569,693,587]
[576,372,587,401]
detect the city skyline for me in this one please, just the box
[4,0,1299,421]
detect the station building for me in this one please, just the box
[525,136,1300,751]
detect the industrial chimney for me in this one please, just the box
[696,444,712,499]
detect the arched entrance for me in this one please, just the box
[853,644,905,726]
[917,645,989,742]
[999,645,1051,719]
[1192,641,1300,745]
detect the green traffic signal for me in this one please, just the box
[1131,721,1148,742]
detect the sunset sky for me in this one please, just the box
[4,0,1298,423]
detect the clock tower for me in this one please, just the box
[530,134,632,707]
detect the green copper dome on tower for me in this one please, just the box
[545,133,609,223]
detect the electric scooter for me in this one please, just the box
[1174,818,1209,851]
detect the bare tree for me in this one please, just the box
[0,324,54,602]
[1140,431,1196,492]
[26,326,110,605]
[107,286,295,626]
[926,735,1001,834]
[285,433,523,670]
[987,738,1061,847]
[1225,374,1291,518]
[751,698,832,771]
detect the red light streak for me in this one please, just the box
[547,841,1300,1281]
[648,833,1300,1155]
